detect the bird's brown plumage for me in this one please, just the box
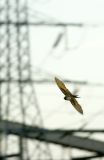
[55,77,72,96]
[55,77,83,114]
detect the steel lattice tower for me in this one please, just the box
[0,0,52,159]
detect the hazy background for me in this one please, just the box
[28,0,104,158]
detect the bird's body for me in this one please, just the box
[55,77,83,114]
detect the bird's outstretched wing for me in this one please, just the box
[70,97,83,114]
[55,77,72,96]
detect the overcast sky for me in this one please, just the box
[29,0,104,83]
[27,1,104,158]
[27,0,104,128]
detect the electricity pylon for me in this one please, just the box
[0,0,52,159]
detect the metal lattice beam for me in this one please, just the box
[0,0,52,159]
[0,120,104,155]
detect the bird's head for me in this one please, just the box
[64,96,67,100]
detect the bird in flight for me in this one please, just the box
[55,77,83,114]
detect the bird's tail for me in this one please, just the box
[72,95,80,98]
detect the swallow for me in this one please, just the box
[55,77,83,114]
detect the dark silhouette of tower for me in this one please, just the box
[0,0,52,159]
